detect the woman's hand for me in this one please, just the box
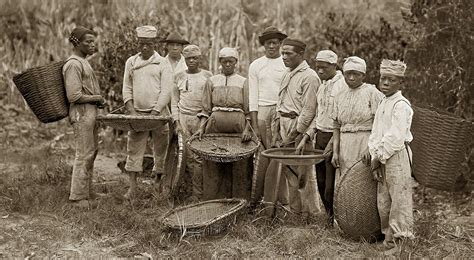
[241,123,252,142]
[361,149,371,166]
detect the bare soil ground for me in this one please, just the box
[0,108,472,258]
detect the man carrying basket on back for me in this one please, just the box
[122,25,173,199]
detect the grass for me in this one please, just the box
[1,139,472,258]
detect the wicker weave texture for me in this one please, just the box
[161,198,247,236]
[334,161,381,241]
[96,114,170,132]
[411,106,473,191]
[13,61,69,123]
[187,134,259,163]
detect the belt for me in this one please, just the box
[280,111,298,119]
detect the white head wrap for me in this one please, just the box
[380,59,407,77]
[136,26,157,38]
[342,56,366,73]
[218,47,239,60]
[183,45,201,58]
[316,50,338,64]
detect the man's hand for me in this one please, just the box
[150,110,160,116]
[323,142,333,161]
[295,134,310,155]
[331,152,340,169]
[271,134,282,148]
[96,96,106,108]
[361,149,371,166]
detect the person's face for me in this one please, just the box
[77,34,96,56]
[138,38,155,59]
[281,45,303,70]
[219,57,237,76]
[263,38,281,59]
[343,70,365,89]
[185,55,200,71]
[315,61,337,80]
[379,74,403,97]
[167,43,184,59]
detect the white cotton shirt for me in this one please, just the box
[248,55,286,112]
[368,91,414,164]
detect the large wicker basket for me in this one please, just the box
[158,133,186,198]
[186,133,260,163]
[161,198,247,236]
[13,61,69,123]
[411,106,473,191]
[96,114,171,132]
[334,160,381,241]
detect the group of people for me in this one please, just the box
[62,25,415,246]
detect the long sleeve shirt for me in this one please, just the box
[248,55,286,111]
[276,60,320,134]
[368,91,413,164]
[122,51,173,113]
[171,69,213,120]
[63,54,100,103]
[306,70,347,136]
[198,73,249,119]
[332,82,384,133]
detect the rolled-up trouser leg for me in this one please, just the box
[125,130,149,172]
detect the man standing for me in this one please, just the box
[171,45,213,201]
[161,32,189,75]
[248,26,288,205]
[122,25,173,199]
[270,38,321,217]
[297,50,346,226]
[63,27,106,208]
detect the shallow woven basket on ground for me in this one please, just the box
[411,106,473,191]
[96,114,171,132]
[161,198,247,236]
[334,160,381,241]
[13,61,69,123]
[186,133,260,163]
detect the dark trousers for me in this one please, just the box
[314,131,336,221]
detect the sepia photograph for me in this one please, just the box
[0,0,472,258]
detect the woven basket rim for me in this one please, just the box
[261,147,324,160]
[413,105,473,124]
[161,198,247,229]
[96,113,171,121]
[186,133,260,161]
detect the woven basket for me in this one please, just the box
[161,198,247,236]
[186,133,260,163]
[334,161,381,241]
[96,114,171,132]
[12,61,69,123]
[411,106,473,191]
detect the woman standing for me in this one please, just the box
[331,56,384,177]
[196,47,253,200]
[63,27,106,208]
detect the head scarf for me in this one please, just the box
[380,59,407,77]
[342,56,366,73]
[315,50,338,64]
[183,45,201,58]
[282,38,306,51]
[136,25,157,38]
[69,27,96,46]
[218,47,239,60]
